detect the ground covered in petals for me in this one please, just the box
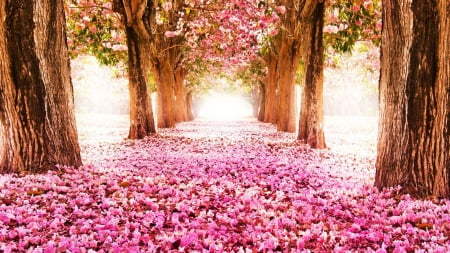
[1,116,450,252]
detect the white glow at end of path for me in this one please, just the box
[198,93,253,121]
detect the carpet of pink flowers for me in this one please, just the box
[1,118,450,252]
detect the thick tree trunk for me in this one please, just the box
[298,2,326,149]
[263,55,279,124]
[0,0,82,173]
[155,57,176,128]
[375,0,450,198]
[258,82,266,121]
[125,26,156,139]
[174,66,188,123]
[277,40,299,133]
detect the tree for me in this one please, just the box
[263,53,280,124]
[261,0,381,146]
[174,65,191,122]
[297,1,327,149]
[66,0,156,139]
[68,1,270,130]
[254,2,324,137]
[112,0,190,129]
[233,58,267,118]
[268,1,325,139]
[375,0,449,198]
[123,23,157,138]
[0,0,82,173]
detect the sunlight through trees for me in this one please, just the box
[0,0,449,251]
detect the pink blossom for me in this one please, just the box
[180,232,199,247]
[324,25,339,34]
[356,20,363,27]
[44,242,56,253]
[363,0,373,9]
[276,6,286,15]
[376,19,382,30]
[111,44,127,51]
[163,2,173,11]
[165,31,177,38]
[259,237,278,251]
[268,27,278,36]
[271,12,280,23]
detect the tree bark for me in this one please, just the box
[277,39,299,133]
[114,0,183,130]
[174,66,189,123]
[258,81,266,121]
[185,90,195,121]
[113,0,156,139]
[263,54,279,124]
[273,0,325,135]
[298,2,326,149]
[125,26,156,139]
[375,0,450,198]
[154,56,177,128]
[0,0,82,173]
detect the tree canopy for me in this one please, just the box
[66,0,381,80]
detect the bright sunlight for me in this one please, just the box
[197,93,254,121]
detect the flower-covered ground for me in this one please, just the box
[1,116,450,252]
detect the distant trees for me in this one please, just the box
[0,0,82,173]
[269,0,327,150]
[375,0,449,198]
[257,0,381,148]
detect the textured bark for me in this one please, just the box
[185,91,195,121]
[375,0,450,198]
[257,82,266,121]
[174,66,189,123]
[0,0,82,173]
[113,0,156,139]
[277,39,299,133]
[263,55,279,124]
[154,56,176,128]
[125,26,156,139]
[273,0,324,136]
[114,0,183,130]
[298,2,326,149]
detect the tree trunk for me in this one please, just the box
[0,0,82,173]
[277,40,299,133]
[185,90,195,121]
[298,2,326,149]
[125,26,156,139]
[249,86,260,118]
[154,56,176,128]
[258,81,266,121]
[263,55,279,124]
[375,0,450,198]
[174,66,188,123]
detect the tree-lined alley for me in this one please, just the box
[0,1,449,251]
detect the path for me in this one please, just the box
[1,115,449,251]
